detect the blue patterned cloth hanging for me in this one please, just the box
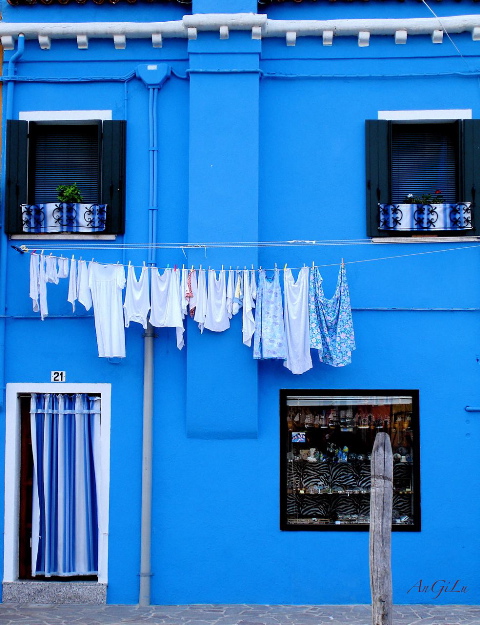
[309,264,355,367]
[253,269,287,359]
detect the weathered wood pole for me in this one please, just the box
[370,432,393,625]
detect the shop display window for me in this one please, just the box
[280,390,420,531]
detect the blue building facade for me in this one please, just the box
[0,0,479,606]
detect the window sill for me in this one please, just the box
[372,236,480,243]
[10,234,117,241]
[2,580,107,604]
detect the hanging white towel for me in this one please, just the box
[232,271,243,315]
[242,269,255,347]
[283,267,312,375]
[67,257,78,312]
[226,269,235,319]
[250,269,257,303]
[204,269,230,332]
[150,268,185,349]
[194,268,207,332]
[29,253,48,319]
[77,260,92,311]
[89,262,126,358]
[57,257,69,279]
[29,253,40,313]
[124,265,150,329]
[45,255,59,285]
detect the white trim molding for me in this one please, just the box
[378,109,472,121]
[3,383,111,585]
[0,14,480,49]
[19,110,112,122]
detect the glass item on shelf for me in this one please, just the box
[291,431,306,443]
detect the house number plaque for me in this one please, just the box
[51,371,66,382]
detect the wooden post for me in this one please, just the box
[370,432,393,625]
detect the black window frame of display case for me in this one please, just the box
[280,389,421,532]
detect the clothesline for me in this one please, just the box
[27,254,356,374]
[14,242,480,272]
[16,239,375,251]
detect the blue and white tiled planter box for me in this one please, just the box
[21,203,107,234]
[378,202,472,232]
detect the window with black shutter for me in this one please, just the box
[366,119,480,237]
[5,119,126,235]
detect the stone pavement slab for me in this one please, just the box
[0,604,479,625]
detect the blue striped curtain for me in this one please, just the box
[30,393,101,577]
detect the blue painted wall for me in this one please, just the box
[1,0,479,606]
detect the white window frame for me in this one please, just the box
[3,383,111,584]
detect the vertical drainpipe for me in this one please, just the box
[135,64,170,607]
[0,35,25,410]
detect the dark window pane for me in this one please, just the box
[391,123,457,203]
[30,124,100,204]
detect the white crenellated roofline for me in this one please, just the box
[1,13,480,50]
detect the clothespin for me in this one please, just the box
[284,263,288,271]
[312,260,315,269]
[222,264,224,271]
[174,264,177,271]
[182,264,185,270]
[128,260,131,266]
[341,257,345,267]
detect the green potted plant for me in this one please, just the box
[56,183,84,204]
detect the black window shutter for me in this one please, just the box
[102,120,126,235]
[5,120,28,235]
[365,119,390,237]
[461,119,480,232]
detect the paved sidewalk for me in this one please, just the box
[0,604,479,625]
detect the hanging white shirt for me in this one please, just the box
[204,269,230,332]
[150,268,184,349]
[194,268,207,332]
[242,269,255,347]
[124,265,150,329]
[283,267,312,375]
[67,257,78,312]
[89,262,126,358]
[77,260,92,311]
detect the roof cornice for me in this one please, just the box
[1,13,480,49]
